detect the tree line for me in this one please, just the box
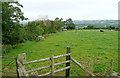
[77,24,119,29]
[3,1,118,46]
[2,1,75,45]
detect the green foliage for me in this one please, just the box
[100,27,106,29]
[36,25,44,35]
[2,2,27,45]
[43,20,56,33]
[3,22,25,45]
[3,30,118,76]
[2,45,12,54]
[24,19,64,41]
[86,24,94,29]
[24,21,44,40]
[106,26,115,29]
[54,17,64,31]
[65,18,75,30]
[115,27,120,30]
[2,1,68,45]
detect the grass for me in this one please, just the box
[2,29,118,76]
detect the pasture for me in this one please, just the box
[3,29,118,76]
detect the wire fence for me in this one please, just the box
[0,56,19,77]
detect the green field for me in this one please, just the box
[3,30,118,76]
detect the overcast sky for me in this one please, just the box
[19,0,119,21]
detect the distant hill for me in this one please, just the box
[20,20,118,28]
[73,20,118,28]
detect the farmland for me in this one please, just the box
[3,29,118,76]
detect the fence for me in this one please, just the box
[0,56,19,77]
[17,47,71,77]
[17,47,95,77]
[1,46,116,77]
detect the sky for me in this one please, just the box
[19,0,120,21]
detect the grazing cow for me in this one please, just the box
[100,30,104,32]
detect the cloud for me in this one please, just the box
[19,0,119,20]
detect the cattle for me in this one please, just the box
[100,30,104,32]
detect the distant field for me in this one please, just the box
[3,29,118,76]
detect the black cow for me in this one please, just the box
[100,30,104,32]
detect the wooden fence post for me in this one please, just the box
[18,53,28,76]
[51,55,54,76]
[66,46,70,78]
[15,57,19,78]
[18,53,26,64]
[110,59,113,76]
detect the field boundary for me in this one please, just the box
[17,47,95,77]
[0,56,19,77]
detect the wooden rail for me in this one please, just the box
[1,64,16,66]
[1,47,114,77]
[23,53,70,65]
[71,57,95,76]
[18,54,71,76]
[17,46,71,77]
[0,56,16,59]
[38,66,71,76]
[26,60,70,73]
[17,46,96,77]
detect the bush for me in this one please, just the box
[106,26,115,29]
[86,24,94,29]
[2,45,12,55]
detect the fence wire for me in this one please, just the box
[1,56,18,77]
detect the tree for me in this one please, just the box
[65,18,75,30]
[54,17,64,31]
[86,24,94,29]
[107,26,115,29]
[25,21,44,40]
[2,2,28,45]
